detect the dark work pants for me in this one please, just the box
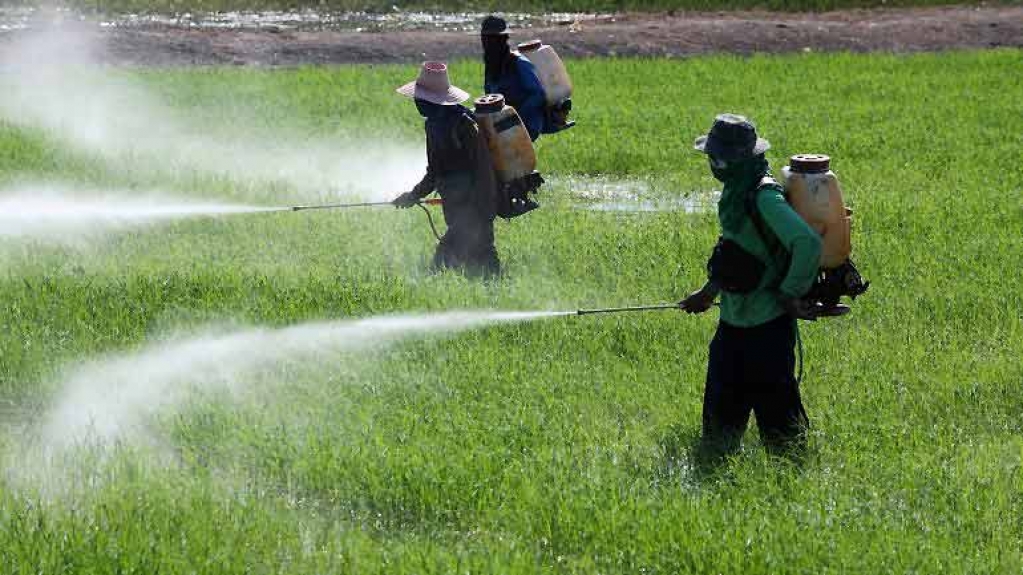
[700,314,809,457]
[433,202,500,278]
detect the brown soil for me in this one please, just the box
[6,5,1023,66]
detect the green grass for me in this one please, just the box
[2,51,1023,574]
[11,0,1019,14]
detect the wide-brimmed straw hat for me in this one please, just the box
[694,113,771,161]
[396,62,470,106]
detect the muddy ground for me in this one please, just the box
[3,5,1022,65]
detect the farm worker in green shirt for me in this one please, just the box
[679,113,823,459]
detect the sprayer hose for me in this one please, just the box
[418,202,442,241]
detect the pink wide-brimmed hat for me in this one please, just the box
[396,61,470,106]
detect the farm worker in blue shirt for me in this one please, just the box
[679,114,823,461]
[480,15,547,141]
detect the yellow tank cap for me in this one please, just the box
[517,39,543,52]
[790,154,831,173]
[474,94,506,113]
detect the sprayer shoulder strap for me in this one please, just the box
[746,176,788,260]
[449,111,479,151]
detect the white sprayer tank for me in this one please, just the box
[474,94,537,184]
[517,40,572,106]
[781,154,852,269]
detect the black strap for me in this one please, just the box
[745,176,791,287]
[449,110,475,151]
[745,177,779,252]
[494,115,520,133]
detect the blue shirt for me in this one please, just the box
[484,53,547,141]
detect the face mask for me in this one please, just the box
[709,156,732,182]
[415,98,437,118]
[482,35,508,54]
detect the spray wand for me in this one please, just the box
[576,303,680,316]
[288,198,444,212]
[575,302,719,316]
[286,198,444,240]
[572,301,801,380]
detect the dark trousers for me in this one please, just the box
[700,314,808,457]
[433,203,500,278]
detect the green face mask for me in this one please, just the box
[710,154,770,183]
[709,156,735,182]
[715,154,771,232]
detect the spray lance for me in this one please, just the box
[288,198,444,212]
[574,302,718,316]
[286,197,445,240]
[572,300,807,382]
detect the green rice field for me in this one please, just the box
[1,51,1022,573]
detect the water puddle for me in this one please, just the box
[0,7,609,33]
[581,198,714,213]
[0,6,32,31]
[548,175,719,214]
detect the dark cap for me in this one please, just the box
[481,15,509,36]
[693,113,771,161]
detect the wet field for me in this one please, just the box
[0,6,602,32]
[1,5,1020,65]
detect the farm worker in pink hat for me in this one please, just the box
[392,62,501,278]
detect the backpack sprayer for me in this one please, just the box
[779,154,869,312]
[517,39,575,133]
[474,94,544,218]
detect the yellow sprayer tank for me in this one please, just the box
[781,154,852,269]
[474,94,537,183]
[517,40,573,106]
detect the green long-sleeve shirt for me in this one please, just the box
[717,179,822,327]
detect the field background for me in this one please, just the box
[2,51,1023,573]
[23,0,1023,14]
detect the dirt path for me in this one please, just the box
[4,5,1022,66]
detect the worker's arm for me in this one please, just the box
[515,58,547,140]
[756,187,822,299]
[410,164,436,200]
[679,280,720,314]
[393,158,436,208]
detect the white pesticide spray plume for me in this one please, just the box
[0,17,424,202]
[0,186,277,240]
[34,310,568,456]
